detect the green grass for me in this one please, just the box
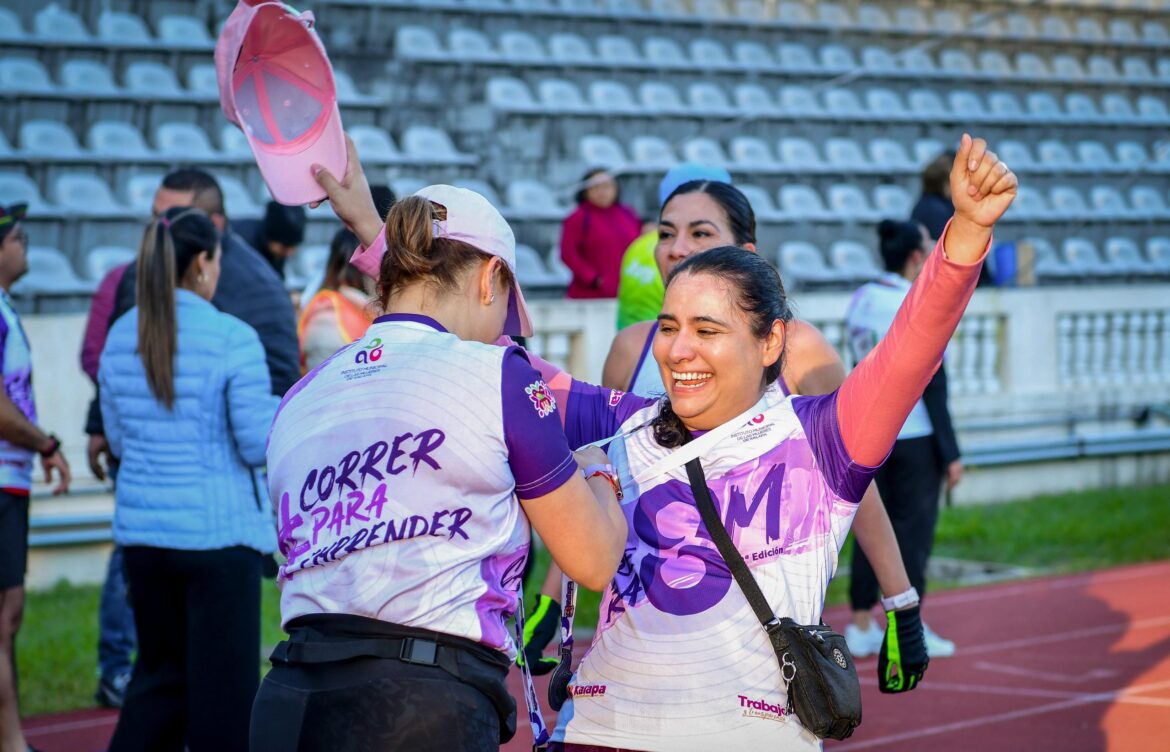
[17,483,1170,716]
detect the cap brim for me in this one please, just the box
[241,101,346,206]
[505,281,533,338]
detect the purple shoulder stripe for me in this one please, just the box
[791,391,880,504]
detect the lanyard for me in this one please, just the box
[511,590,550,750]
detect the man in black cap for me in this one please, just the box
[234,200,307,279]
[0,203,70,751]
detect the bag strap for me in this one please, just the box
[684,458,780,630]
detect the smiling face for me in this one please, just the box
[654,191,754,280]
[652,270,784,431]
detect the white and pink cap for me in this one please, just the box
[215,1,346,205]
[350,184,534,338]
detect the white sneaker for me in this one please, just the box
[845,621,884,658]
[923,623,956,658]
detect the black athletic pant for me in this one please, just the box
[252,654,503,752]
[850,435,943,610]
[109,545,262,752]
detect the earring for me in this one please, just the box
[489,293,496,304]
[198,273,207,283]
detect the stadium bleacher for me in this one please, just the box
[1,0,1169,298]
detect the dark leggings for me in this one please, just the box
[108,545,261,752]
[250,655,502,752]
[850,435,943,610]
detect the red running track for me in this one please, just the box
[23,561,1170,752]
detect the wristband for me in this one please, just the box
[582,463,622,501]
[881,586,920,612]
[39,434,61,459]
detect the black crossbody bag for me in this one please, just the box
[685,458,862,741]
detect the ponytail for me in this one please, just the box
[377,195,514,307]
[135,206,219,409]
[651,398,692,449]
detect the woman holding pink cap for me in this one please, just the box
[251,146,627,751]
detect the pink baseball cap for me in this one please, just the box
[350,185,533,337]
[215,1,346,206]
[419,185,533,338]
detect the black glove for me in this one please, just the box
[877,604,929,693]
[517,594,561,676]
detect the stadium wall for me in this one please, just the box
[22,288,1170,587]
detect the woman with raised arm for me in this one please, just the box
[526,134,1013,750]
[251,166,627,752]
[594,175,930,682]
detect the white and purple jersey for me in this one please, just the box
[266,314,578,657]
[0,290,35,492]
[845,274,933,439]
[551,382,876,750]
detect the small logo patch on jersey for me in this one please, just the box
[608,389,625,407]
[354,337,384,364]
[526,380,556,418]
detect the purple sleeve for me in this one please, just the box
[501,348,579,500]
[792,392,881,504]
[562,380,655,449]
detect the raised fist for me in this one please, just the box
[950,133,1018,229]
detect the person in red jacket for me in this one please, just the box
[558,169,642,299]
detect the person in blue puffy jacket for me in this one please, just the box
[98,206,278,752]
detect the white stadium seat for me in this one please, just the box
[155,122,217,158]
[98,11,151,43]
[594,81,641,114]
[395,26,443,59]
[348,126,400,164]
[20,120,82,157]
[0,172,55,214]
[88,121,151,157]
[34,5,90,41]
[0,57,53,93]
[778,137,823,169]
[157,15,212,45]
[52,173,126,217]
[689,38,732,68]
[579,135,627,168]
[630,136,677,169]
[86,246,136,282]
[873,185,912,217]
[13,247,94,296]
[125,62,181,96]
[506,180,569,220]
[60,60,118,94]
[539,79,588,111]
[779,185,831,221]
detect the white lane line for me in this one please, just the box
[24,714,117,737]
[834,696,1098,750]
[923,564,1170,607]
[852,615,1170,669]
[857,677,1086,700]
[957,615,1170,657]
[838,678,1170,750]
[974,660,1119,683]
